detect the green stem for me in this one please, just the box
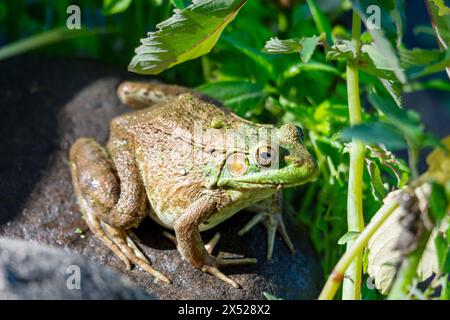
[342,10,365,300]
[319,197,399,300]
[0,26,113,61]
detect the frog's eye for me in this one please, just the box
[255,145,275,167]
[226,153,248,176]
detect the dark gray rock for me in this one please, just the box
[0,238,152,299]
[0,55,322,299]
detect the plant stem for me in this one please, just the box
[342,10,365,300]
[319,197,399,300]
[0,27,113,61]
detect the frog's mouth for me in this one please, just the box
[218,160,319,189]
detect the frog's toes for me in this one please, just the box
[239,212,295,260]
[202,255,257,289]
[100,222,172,284]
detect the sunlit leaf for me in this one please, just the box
[429,0,450,16]
[350,0,406,83]
[128,0,248,75]
[326,40,357,61]
[263,36,320,63]
[102,0,132,15]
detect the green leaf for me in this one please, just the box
[426,0,450,77]
[367,87,423,141]
[326,40,357,61]
[196,81,265,116]
[220,34,274,78]
[350,0,406,83]
[263,292,282,300]
[337,231,360,245]
[171,0,190,9]
[128,0,248,75]
[305,0,332,45]
[366,159,387,201]
[435,234,449,273]
[340,122,408,150]
[263,36,320,63]
[102,0,132,15]
[430,0,450,16]
[360,43,403,106]
[429,182,448,222]
[282,61,342,80]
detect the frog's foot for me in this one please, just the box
[163,231,256,288]
[203,253,257,288]
[86,214,171,284]
[163,231,220,254]
[238,211,295,260]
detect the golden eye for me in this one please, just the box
[226,153,248,177]
[255,146,275,167]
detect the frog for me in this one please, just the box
[69,81,318,288]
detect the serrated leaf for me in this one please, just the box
[102,0,132,15]
[326,40,357,61]
[128,0,247,75]
[350,0,406,83]
[197,81,265,116]
[263,36,320,63]
[340,122,408,150]
[337,231,360,245]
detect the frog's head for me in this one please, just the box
[216,124,318,189]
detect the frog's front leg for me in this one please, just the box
[239,192,295,260]
[173,194,257,288]
[69,138,171,283]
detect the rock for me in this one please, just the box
[0,55,322,299]
[0,238,152,299]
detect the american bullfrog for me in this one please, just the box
[69,81,318,288]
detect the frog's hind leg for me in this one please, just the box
[69,138,171,284]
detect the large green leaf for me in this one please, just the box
[340,122,408,150]
[196,81,265,116]
[128,0,247,75]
